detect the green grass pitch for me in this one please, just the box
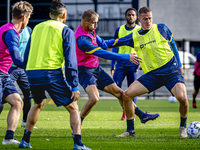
[0,98,200,150]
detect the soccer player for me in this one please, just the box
[8,26,37,128]
[106,7,189,138]
[75,9,159,136]
[111,8,141,120]
[192,52,200,108]
[19,1,91,149]
[0,1,33,145]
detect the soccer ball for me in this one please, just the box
[168,96,177,103]
[187,121,200,138]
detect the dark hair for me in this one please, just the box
[50,0,66,17]
[138,7,152,16]
[12,1,33,18]
[125,8,137,16]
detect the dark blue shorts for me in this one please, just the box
[137,57,185,93]
[9,67,30,90]
[78,66,114,91]
[113,65,138,87]
[0,71,19,104]
[29,80,74,107]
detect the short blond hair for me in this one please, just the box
[82,9,99,21]
[12,1,33,18]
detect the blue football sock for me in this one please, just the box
[73,134,82,146]
[180,117,187,127]
[127,119,134,131]
[22,130,32,143]
[5,130,14,139]
[135,107,144,119]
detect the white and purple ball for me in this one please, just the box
[187,121,200,138]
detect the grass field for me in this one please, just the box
[0,98,200,150]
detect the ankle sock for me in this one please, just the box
[127,119,134,131]
[180,117,187,127]
[5,130,14,139]
[135,107,144,119]
[22,130,32,143]
[73,134,82,146]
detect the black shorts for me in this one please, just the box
[194,74,200,91]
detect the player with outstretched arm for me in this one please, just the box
[106,7,188,138]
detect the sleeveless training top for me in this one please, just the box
[0,23,19,74]
[75,25,99,68]
[132,24,174,73]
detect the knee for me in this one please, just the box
[122,91,132,102]
[14,97,23,110]
[69,103,79,111]
[114,91,122,100]
[36,100,46,110]
[88,96,99,106]
[177,95,188,106]
[193,90,198,95]
[36,104,43,109]
[112,88,123,100]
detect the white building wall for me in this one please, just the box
[139,0,200,41]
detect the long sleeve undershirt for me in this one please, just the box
[2,30,23,68]
[77,34,130,62]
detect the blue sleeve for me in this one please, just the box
[96,35,108,49]
[27,26,32,34]
[77,36,130,61]
[77,36,101,53]
[157,24,182,67]
[114,27,120,39]
[157,24,172,41]
[3,30,23,68]
[93,49,130,61]
[105,33,134,48]
[111,27,120,69]
[62,26,79,91]
[170,38,182,67]
[23,38,30,69]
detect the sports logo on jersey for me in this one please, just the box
[140,40,156,49]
